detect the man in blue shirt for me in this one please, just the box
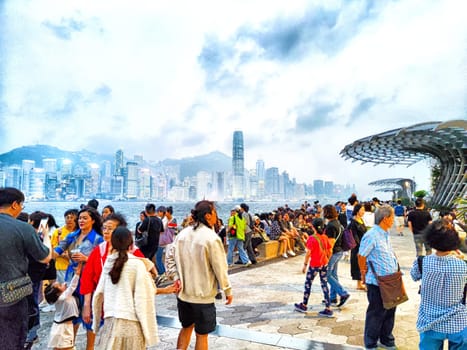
[358,205,398,350]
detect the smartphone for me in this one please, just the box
[38,217,49,237]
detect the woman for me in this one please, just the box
[101,205,115,220]
[270,213,294,259]
[155,206,177,281]
[80,213,147,327]
[92,227,175,349]
[347,203,367,290]
[54,207,103,350]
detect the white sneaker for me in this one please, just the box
[38,300,48,309]
[282,253,288,258]
[288,250,296,257]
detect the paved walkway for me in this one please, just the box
[34,227,423,349]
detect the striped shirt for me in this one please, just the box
[410,254,467,333]
[358,224,398,286]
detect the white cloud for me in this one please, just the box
[1,0,465,200]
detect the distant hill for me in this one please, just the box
[0,145,114,167]
[0,145,232,177]
[162,151,231,178]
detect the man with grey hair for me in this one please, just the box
[358,204,398,350]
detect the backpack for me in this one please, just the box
[341,227,357,251]
[394,205,405,216]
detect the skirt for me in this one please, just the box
[95,317,146,350]
[47,321,74,348]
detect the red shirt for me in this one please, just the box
[80,241,144,295]
[306,234,332,268]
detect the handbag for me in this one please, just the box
[228,216,237,237]
[369,261,408,309]
[135,218,150,248]
[0,275,33,307]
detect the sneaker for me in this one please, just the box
[287,250,296,257]
[38,300,48,309]
[282,253,288,258]
[23,336,39,350]
[322,299,338,305]
[377,342,397,350]
[318,309,334,317]
[294,303,307,313]
[337,294,351,307]
[243,261,252,267]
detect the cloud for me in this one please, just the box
[42,17,86,40]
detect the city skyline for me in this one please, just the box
[1,1,464,198]
[0,142,357,202]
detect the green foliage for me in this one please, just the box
[453,197,467,222]
[414,190,428,198]
[431,164,441,194]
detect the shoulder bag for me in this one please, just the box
[135,218,150,248]
[368,261,408,309]
[0,275,33,307]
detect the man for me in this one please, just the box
[323,204,350,307]
[358,204,398,350]
[166,200,233,350]
[137,203,163,261]
[155,205,168,278]
[239,203,257,264]
[0,187,52,349]
[393,200,406,236]
[407,198,432,256]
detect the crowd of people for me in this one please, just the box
[0,186,465,350]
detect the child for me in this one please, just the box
[44,262,83,350]
[294,218,334,317]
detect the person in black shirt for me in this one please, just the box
[407,198,432,257]
[137,203,163,261]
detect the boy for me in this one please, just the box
[44,263,82,350]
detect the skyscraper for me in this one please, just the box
[232,130,245,199]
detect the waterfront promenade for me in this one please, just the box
[35,226,424,349]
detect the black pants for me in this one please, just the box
[364,284,396,348]
[244,232,257,263]
[0,297,29,350]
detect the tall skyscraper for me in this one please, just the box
[232,130,245,199]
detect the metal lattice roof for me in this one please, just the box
[340,120,467,207]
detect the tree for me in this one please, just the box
[414,190,428,199]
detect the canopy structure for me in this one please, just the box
[368,178,415,200]
[340,120,467,207]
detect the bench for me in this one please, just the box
[257,240,280,260]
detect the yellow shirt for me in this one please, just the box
[51,226,74,270]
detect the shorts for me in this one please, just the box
[48,321,74,348]
[177,298,216,335]
[395,216,405,227]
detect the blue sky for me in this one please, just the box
[0,0,465,199]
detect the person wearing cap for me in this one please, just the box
[226,207,251,267]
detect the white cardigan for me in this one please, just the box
[92,253,158,346]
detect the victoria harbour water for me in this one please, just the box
[24,200,302,230]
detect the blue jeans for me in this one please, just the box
[156,246,166,275]
[26,280,41,342]
[327,251,348,300]
[227,238,250,265]
[420,329,467,350]
[364,284,396,348]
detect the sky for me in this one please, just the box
[0,0,465,200]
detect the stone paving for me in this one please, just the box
[34,227,425,349]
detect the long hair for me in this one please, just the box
[191,200,215,230]
[78,207,103,235]
[109,226,133,284]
